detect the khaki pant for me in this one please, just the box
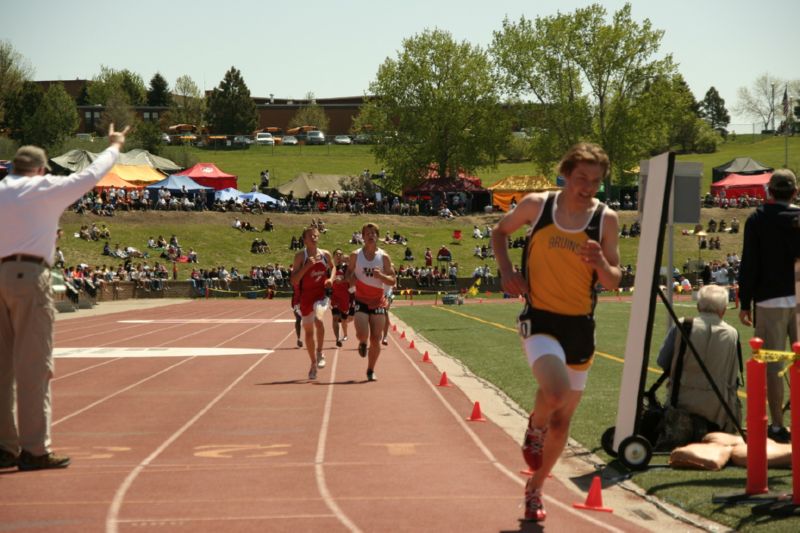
[0,261,54,456]
[755,305,798,373]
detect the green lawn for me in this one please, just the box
[392,300,798,532]
[58,207,751,284]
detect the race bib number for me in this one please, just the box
[518,318,533,338]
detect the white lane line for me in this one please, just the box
[54,358,123,381]
[58,305,246,344]
[119,319,296,324]
[54,307,277,424]
[314,348,363,533]
[105,328,294,533]
[55,347,272,358]
[53,358,195,427]
[390,335,626,533]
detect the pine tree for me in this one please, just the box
[700,87,731,131]
[147,72,171,107]
[205,67,258,134]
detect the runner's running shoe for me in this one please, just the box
[342,336,348,342]
[522,423,547,471]
[381,337,388,346]
[297,339,303,348]
[317,352,326,369]
[367,369,377,382]
[308,367,317,380]
[358,343,368,358]
[524,481,546,522]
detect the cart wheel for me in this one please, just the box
[619,435,652,471]
[601,426,617,457]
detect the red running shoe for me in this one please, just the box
[522,424,547,471]
[524,481,546,522]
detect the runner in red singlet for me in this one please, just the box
[289,227,334,380]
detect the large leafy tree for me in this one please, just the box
[289,92,330,132]
[147,72,171,107]
[205,67,258,134]
[3,81,44,140]
[492,3,674,187]
[699,86,730,131]
[23,83,79,152]
[735,73,785,131]
[169,74,205,127]
[361,28,509,189]
[86,66,147,106]
[0,40,33,126]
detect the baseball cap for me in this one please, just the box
[768,169,797,191]
[12,145,50,172]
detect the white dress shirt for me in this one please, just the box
[0,146,119,263]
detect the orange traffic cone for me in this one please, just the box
[466,401,486,422]
[421,351,432,363]
[438,372,452,387]
[409,339,415,350]
[392,324,397,332]
[573,476,613,513]
[400,331,406,339]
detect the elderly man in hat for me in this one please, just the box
[738,168,800,444]
[0,125,128,470]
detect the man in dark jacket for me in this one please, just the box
[738,169,800,443]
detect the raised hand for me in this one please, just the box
[108,123,131,146]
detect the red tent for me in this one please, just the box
[710,172,772,200]
[175,163,237,190]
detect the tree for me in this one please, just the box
[22,83,79,152]
[734,73,783,131]
[86,66,147,106]
[699,86,730,131]
[96,88,136,135]
[205,67,258,134]
[0,40,33,125]
[147,72,171,107]
[289,92,330,132]
[169,75,205,126]
[130,120,164,154]
[3,81,43,140]
[361,28,509,190]
[492,3,674,187]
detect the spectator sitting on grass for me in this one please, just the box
[472,225,482,239]
[232,217,243,231]
[404,247,414,261]
[102,241,112,256]
[157,235,167,248]
[264,217,274,231]
[147,236,156,248]
[187,248,198,263]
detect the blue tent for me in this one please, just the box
[146,174,213,192]
[215,187,244,202]
[239,191,278,204]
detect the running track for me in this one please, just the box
[1,299,656,532]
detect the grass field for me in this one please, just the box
[392,299,798,532]
[149,134,800,193]
[58,207,750,283]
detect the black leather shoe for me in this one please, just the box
[18,450,71,471]
[0,449,18,468]
[768,426,791,444]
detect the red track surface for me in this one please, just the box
[1,300,651,532]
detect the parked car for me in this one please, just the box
[255,132,275,146]
[306,130,326,145]
[282,135,299,146]
[334,135,352,145]
[353,133,373,145]
[232,135,253,147]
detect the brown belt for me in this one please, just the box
[0,254,48,266]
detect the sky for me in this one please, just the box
[5,0,799,132]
